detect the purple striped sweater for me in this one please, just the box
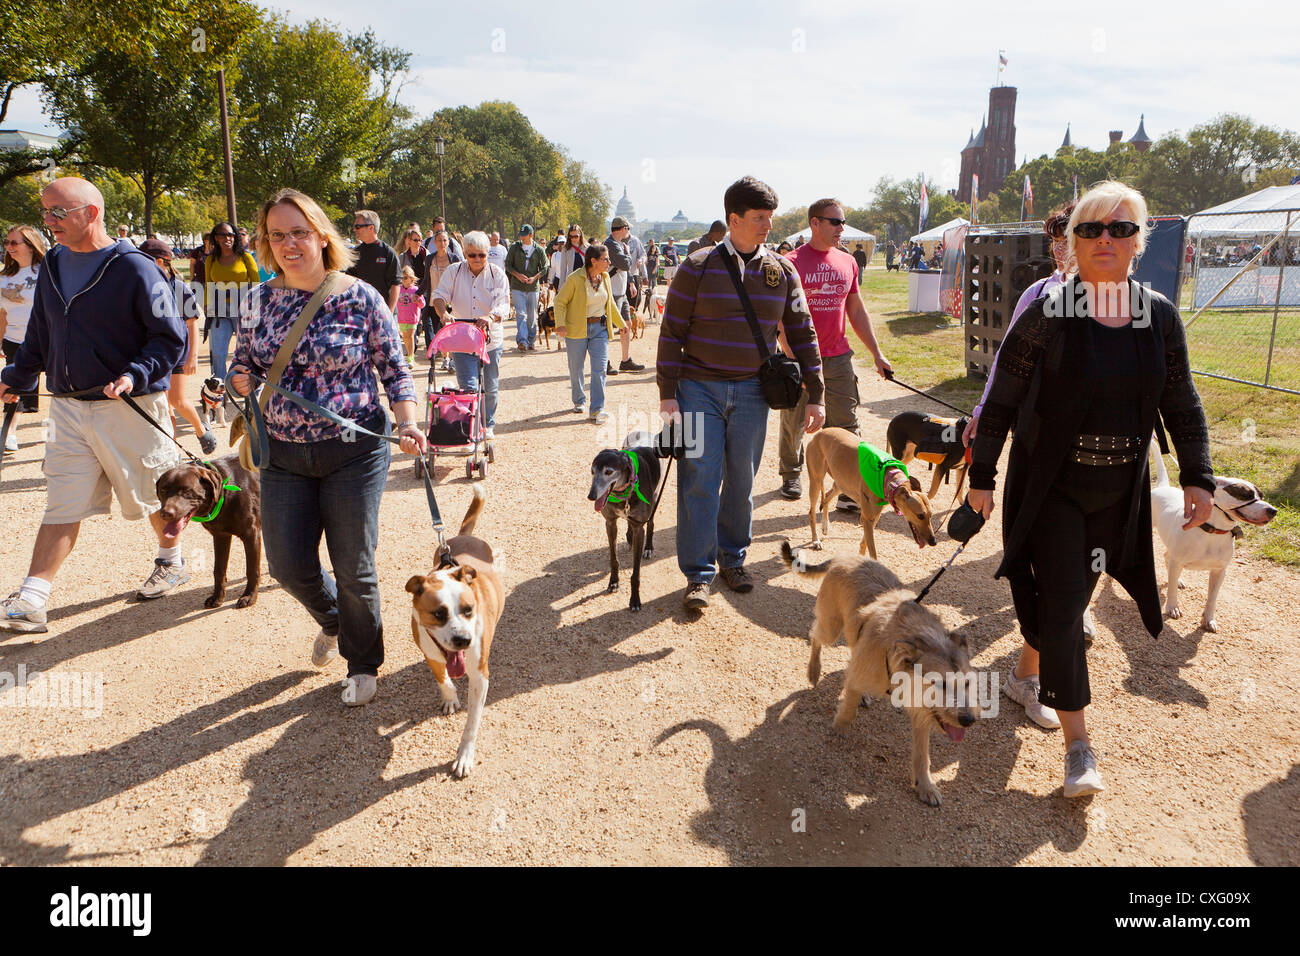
[655,244,824,403]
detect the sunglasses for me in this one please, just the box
[41,203,92,221]
[353,223,374,230]
[1073,220,1140,240]
[4,239,27,247]
[465,253,487,259]
[214,232,235,238]
[817,217,847,227]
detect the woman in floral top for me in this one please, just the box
[230,188,424,708]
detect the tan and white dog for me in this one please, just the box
[406,484,504,778]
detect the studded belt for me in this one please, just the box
[1069,449,1140,466]
[1076,434,1143,451]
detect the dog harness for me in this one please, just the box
[191,464,242,524]
[606,450,650,506]
[857,442,909,512]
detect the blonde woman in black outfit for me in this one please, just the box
[968,181,1214,798]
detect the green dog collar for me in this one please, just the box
[192,463,241,524]
[606,450,650,506]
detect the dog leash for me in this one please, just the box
[228,372,454,555]
[883,369,972,418]
[1,384,205,479]
[914,499,986,605]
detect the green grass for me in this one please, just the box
[855,262,1300,565]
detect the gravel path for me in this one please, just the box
[1,322,1296,866]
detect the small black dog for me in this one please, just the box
[538,305,558,350]
[588,439,662,611]
[886,410,971,502]
[200,377,227,427]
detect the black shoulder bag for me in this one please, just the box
[716,248,802,409]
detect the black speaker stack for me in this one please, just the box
[963,230,1055,379]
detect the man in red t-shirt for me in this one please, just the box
[778,198,892,505]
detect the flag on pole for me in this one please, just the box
[1072,173,1079,201]
[971,174,980,225]
[1023,175,1034,218]
[998,50,1008,70]
[919,176,930,233]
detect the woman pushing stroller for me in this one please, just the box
[430,231,509,440]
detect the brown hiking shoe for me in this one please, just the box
[683,582,710,610]
[718,566,754,593]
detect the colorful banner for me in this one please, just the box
[971,174,980,225]
[939,223,969,320]
[919,177,929,233]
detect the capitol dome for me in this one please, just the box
[615,187,636,222]
[671,209,688,224]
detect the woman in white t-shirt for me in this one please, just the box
[1,225,47,438]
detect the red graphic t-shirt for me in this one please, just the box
[788,244,857,358]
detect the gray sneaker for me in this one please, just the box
[341,674,377,706]
[137,559,190,600]
[0,591,48,634]
[1002,670,1061,729]
[312,629,339,668]
[1064,739,1105,797]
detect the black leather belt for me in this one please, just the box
[1070,449,1140,466]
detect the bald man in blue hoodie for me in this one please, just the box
[0,177,188,633]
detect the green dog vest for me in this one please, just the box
[857,442,909,502]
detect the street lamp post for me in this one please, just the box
[435,135,446,223]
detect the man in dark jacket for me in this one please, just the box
[0,177,187,634]
[687,220,727,256]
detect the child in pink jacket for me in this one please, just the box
[395,266,426,362]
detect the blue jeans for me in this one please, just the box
[567,325,608,411]
[451,345,502,428]
[260,412,391,677]
[675,376,769,584]
[511,290,538,347]
[209,318,235,381]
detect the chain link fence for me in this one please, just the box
[1183,206,1300,394]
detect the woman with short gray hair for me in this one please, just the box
[431,230,509,437]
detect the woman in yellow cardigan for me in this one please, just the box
[554,243,625,423]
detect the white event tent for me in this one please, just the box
[910,217,969,246]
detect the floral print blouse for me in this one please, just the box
[235,277,415,442]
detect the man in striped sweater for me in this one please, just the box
[657,177,826,611]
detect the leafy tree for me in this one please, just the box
[1134,114,1300,213]
[231,16,393,220]
[0,175,45,234]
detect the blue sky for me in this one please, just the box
[9,0,1300,220]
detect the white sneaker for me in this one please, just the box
[341,674,376,706]
[3,431,17,452]
[311,629,339,668]
[1002,670,1061,729]
[0,590,48,634]
[1064,739,1105,797]
[485,427,495,439]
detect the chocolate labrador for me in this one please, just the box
[155,454,262,609]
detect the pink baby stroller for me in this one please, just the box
[414,320,496,480]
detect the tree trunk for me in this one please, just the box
[143,170,155,237]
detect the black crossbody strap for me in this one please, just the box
[715,246,773,361]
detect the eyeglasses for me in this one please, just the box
[4,239,26,247]
[41,203,92,221]
[266,228,314,244]
[353,223,374,231]
[214,232,235,239]
[1073,220,1140,240]
[465,253,486,259]
[817,217,847,227]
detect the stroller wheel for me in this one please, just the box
[486,442,496,463]
[478,460,488,478]
[465,460,474,481]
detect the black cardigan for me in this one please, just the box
[970,277,1214,638]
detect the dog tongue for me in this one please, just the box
[446,650,466,679]
[164,515,190,538]
[944,724,965,743]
